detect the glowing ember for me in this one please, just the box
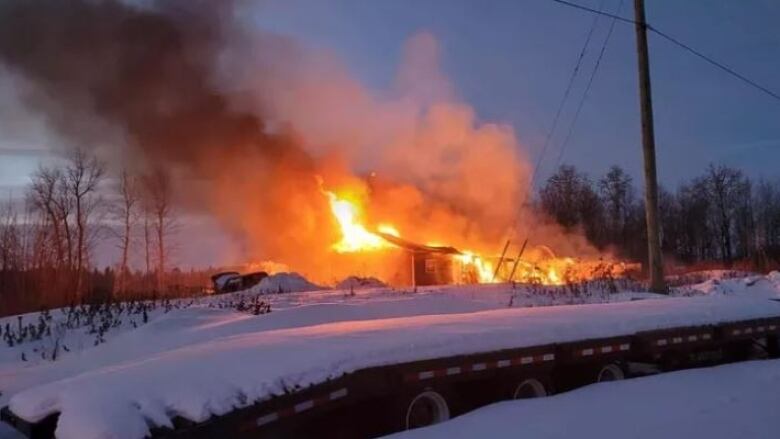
[456,251,496,284]
[548,269,562,285]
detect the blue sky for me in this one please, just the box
[245,0,780,187]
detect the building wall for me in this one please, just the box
[412,252,455,286]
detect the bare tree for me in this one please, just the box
[0,196,22,310]
[754,179,780,264]
[704,164,747,265]
[113,169,139,296]
[64,149,105,298]
[540,165,603,246]
[27,165,76,300]
[29,166,68,271]
[142,168,175,293]
[143,209,152,285]
[598,166,635,247]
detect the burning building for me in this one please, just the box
[379,234,461,286]
[319,185,638,287]
[0,0,638,289]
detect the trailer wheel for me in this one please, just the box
[404,390,450,430]
[512,378,547,399]
[597,363,625,382]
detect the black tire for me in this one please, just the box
[597,363,625,382]
[512,378,548,399]
[401,389,452,431]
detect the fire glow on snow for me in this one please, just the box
[6,296,780,439]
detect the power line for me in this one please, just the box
[529,0,607,190]
[648,25,780,102]
[554,0,625,168]
[549,0,636,25]
[512,0,608,269]
[548,0,780,103]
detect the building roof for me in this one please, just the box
[377,232,461,255]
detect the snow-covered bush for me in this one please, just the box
[250,272,324,294]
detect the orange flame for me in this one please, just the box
[320,179,637,286]
[456,251,496,283]
[324,189,396,253]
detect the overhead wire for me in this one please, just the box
[648,25,780,102]
[528,0,607,191]
[509,0,607,281]
[510,0,779,279]
[548,0,780,103]
[549,0,636,25]
[554,0,625,168]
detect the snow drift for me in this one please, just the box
[7,296,780,439]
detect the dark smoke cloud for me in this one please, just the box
[0,0,333,272]
[0,0,306,171]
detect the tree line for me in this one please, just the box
[0,150,209,316]
[539,163,780,272]
[3,149,779,316]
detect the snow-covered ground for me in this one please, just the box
[386,359,780,439]
[1,271,779,439]
[0,274,661,379]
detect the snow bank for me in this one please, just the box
[0,280,654,403]
[249,272,324,293]
[0,294,496,410]
[335,276,387,289]
[387,359,780,439]
[7,296,780,439]
[683,271,780,298]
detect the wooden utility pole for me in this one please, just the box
[633,0,666,293]
[492,239,511,282]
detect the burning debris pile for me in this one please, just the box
[0,0,637,288]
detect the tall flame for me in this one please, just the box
[325,190,396,253]
[323,185,499,284]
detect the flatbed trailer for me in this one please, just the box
[3,297,780,439]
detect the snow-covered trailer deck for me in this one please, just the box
[3,297,780,439]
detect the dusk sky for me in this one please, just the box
[2,0,779,192]
[0,0,778,267]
